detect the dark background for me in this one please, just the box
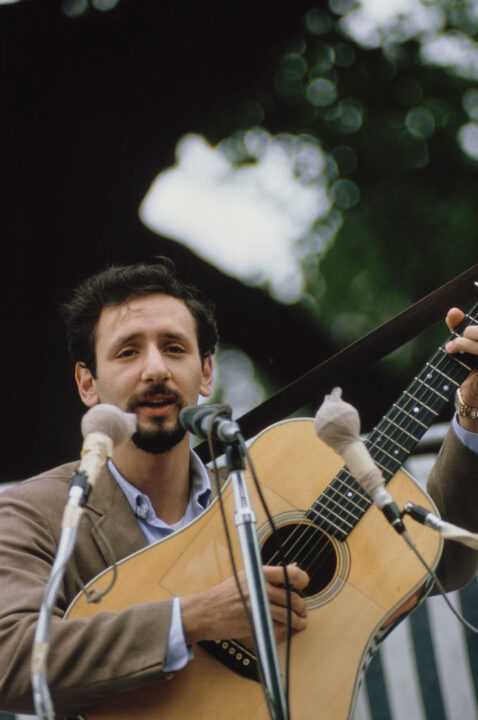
[2,0,335,480]
[1,0,474,481]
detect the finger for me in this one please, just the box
[463,325,478,341]
[263,564,310,591]
[446,307,465,332]
[269,601,308,630]
[446,330,478,356]
[267,584,308,615]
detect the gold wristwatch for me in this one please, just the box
[455,387,478,420]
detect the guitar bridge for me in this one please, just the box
[199,639,259,682]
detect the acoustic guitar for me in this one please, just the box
[67,304,478,720]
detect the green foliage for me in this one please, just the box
[243,2,478,383]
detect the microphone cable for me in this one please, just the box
[70,513,118,605]
[399,519,478,636]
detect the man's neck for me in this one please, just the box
[111,438,192,525]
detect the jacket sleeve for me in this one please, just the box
[427,427,478,592]
[0,476,173,716]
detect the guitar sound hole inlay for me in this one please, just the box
[260,521,342,598]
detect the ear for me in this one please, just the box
[199,354,214,398]
[75,363,100,408]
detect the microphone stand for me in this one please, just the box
[225,440,289,720]
[31,473,91,720]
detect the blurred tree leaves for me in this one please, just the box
[222,1,478,388]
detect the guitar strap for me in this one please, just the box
[196,263,478,459]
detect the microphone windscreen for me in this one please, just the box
[314,387,361,455]
[81,404,137,447]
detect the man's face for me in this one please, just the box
[76,293,213,454]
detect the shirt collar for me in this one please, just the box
[107,449,211,523]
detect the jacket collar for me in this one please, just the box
[84,463,146,565]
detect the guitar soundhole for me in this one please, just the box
[261,522,337,597]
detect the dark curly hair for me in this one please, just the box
[61,257,218,376]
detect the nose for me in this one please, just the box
[140,345,171,383]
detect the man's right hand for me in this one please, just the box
[180,564,309,647]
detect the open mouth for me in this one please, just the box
[139,398,174,408]
[135,394,178,416]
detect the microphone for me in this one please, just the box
[403,502,478,549]
[32,404,137,719]
[179,403,241,443]
[314,387,405,534]
[66,404,137,522]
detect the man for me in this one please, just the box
[0,259,308,717]
[427,306,478,589]
[0,259,477,717]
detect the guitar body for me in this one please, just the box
[67,418,442,720]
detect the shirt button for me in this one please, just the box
[136,500,148,519]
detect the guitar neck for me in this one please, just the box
[307,301,478,541]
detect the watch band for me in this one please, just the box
[455,387,478,420]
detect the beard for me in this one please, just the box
[131,422,187,454]
[126,383,187,455]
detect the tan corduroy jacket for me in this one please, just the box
[0,428,476,717]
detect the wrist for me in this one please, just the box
[455,387,478,419]
[455,388,478,431]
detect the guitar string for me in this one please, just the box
[270,304,477,566]
[262,304,478,587]
[291,349,473,581]
[298,353,475,584]
[229,306,475,668]
[264,351,470,575]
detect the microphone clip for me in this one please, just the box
[402,502,443,531]
[68,470,92,506]
[381,502,406,534]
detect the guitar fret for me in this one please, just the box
[320,485,363,523]
[400,398,439,418]
[402,390,439,416]
[318,502,356,528]
[378,416,422,443]
[423,362,460,387]
[310,493,356,526]
[368,453,402,481]
[387,404,428,430]
[408,376,445,399]
[370,423,418,449]
[307,506,352,540]
[415,376,450,402]
[436,345,474,372]
[431,352,471,381]
[370,437,413,474]
[370,428,410,454]
[369,444,400,467]
[328,487,368,518]
[334,475,370,510]
[413,377,452,404]
[368,455,392,476]
[308,469,372,538]
[322,488,362,518]
[309,300,478,540]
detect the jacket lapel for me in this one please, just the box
[82,461,229,568]
[84,464,146,567]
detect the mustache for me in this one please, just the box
[126,383,184,412]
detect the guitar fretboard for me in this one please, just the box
[306,302,478,542]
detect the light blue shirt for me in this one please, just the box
[452,414,478,454]
[107,451,211,673]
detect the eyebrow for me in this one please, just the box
[108,331,190,355]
